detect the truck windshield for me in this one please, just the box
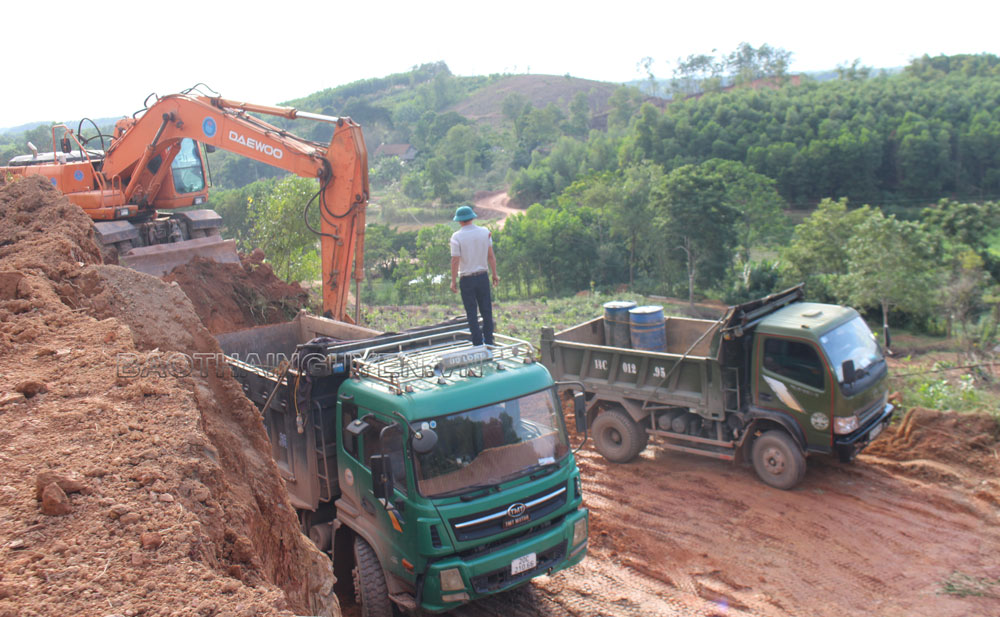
[820,316,884,382]
[413,388,570,498]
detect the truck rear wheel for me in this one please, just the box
[752,430,806,489]
[353,537,394,617]
[592,408,647,463]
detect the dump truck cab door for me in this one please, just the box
[339,406,416,589]
[755,335,833,449]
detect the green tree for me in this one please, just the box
[780,198,871,302]
[401,172,425,201]
[836,59,872,81]
[725,42,792,86]
[415,224,453,275]
[922,198,1000,283]
[424,157,454,202]
[839,210,940,346]
[921,198,1000,252]
[698,159,789,265]
[654,162,737,305]
[370,155,404,189]
[672,53,724,95]
[439,124,482,176]
[566,92,591,138]
[502,93,530,132]
[208,178,279,251]
[248,175,322,282]
[612,162,662,287]
[940,248,989,341]
[607,87,642,131]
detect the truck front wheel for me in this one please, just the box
[751,430,806,489]
[592,408,647,463]
[353,537,394,617]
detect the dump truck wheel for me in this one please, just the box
[752,430,806,489]
[353,537,394,617]
[592,408,646,463]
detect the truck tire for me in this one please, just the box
[752,430,806,489]
[592,408,647,463]
[353,537,394,617]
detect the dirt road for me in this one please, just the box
[473,191,521,227]
[452,411,1000,617]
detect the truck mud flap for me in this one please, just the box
[120,236,240,277]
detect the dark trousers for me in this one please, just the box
[459,272,494,346]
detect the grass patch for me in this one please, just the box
[940,571,1000,598]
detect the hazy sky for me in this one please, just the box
[3,0,998,128]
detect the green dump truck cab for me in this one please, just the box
[540,286,893,489]
[220,315,588,615]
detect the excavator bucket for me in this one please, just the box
[120,236,241,277]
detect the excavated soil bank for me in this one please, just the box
[0,176,338,617]
[163,251,310,335]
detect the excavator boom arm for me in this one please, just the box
[103,94,368,321]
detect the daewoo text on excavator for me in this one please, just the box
[0,88,368,322]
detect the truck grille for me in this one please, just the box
[470,542,567,593]
[857,393,887,426]
[450,485,567,542]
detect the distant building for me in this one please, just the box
[373,143,418,161]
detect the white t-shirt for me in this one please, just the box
[450,224,492,276]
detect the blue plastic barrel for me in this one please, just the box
[629,305,666,352]
[602,301,636,348]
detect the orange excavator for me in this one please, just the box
[0,88,368,322]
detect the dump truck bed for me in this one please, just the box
[540,315,735,420]
[541,287,808,422]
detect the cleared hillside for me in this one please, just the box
[447,74,623,128]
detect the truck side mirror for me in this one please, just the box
[842,359,856,385]
[369,454,393,503]
[573,392,587,434]
[411,427,438,454]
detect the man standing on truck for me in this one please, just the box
[450,205,500,346]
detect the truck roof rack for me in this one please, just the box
[351,334,535,395]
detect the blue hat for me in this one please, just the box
[453,205,477,222]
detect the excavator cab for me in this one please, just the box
[170,138,207,195]
[142,137,210,210]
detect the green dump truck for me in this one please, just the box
[539,285,894,489]
[218,314,588,615]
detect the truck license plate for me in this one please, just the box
[869,422,883,440]
[511,552,536,575]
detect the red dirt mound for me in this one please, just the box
[867,407,1000,467]
[0,176,338,617]
[163,250,310,335]
[864,406,1000,500]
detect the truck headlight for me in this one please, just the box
[833,415,860,435]
[572,517,587,547]
[440,568,464,592]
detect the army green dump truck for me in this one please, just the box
[218,314,588,615]
[540,285,894,489]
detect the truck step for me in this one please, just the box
[658,440,735,461]
[647,428,735,448]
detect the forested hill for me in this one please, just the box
[206,54,1000,213]
[6,55,1000,213]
